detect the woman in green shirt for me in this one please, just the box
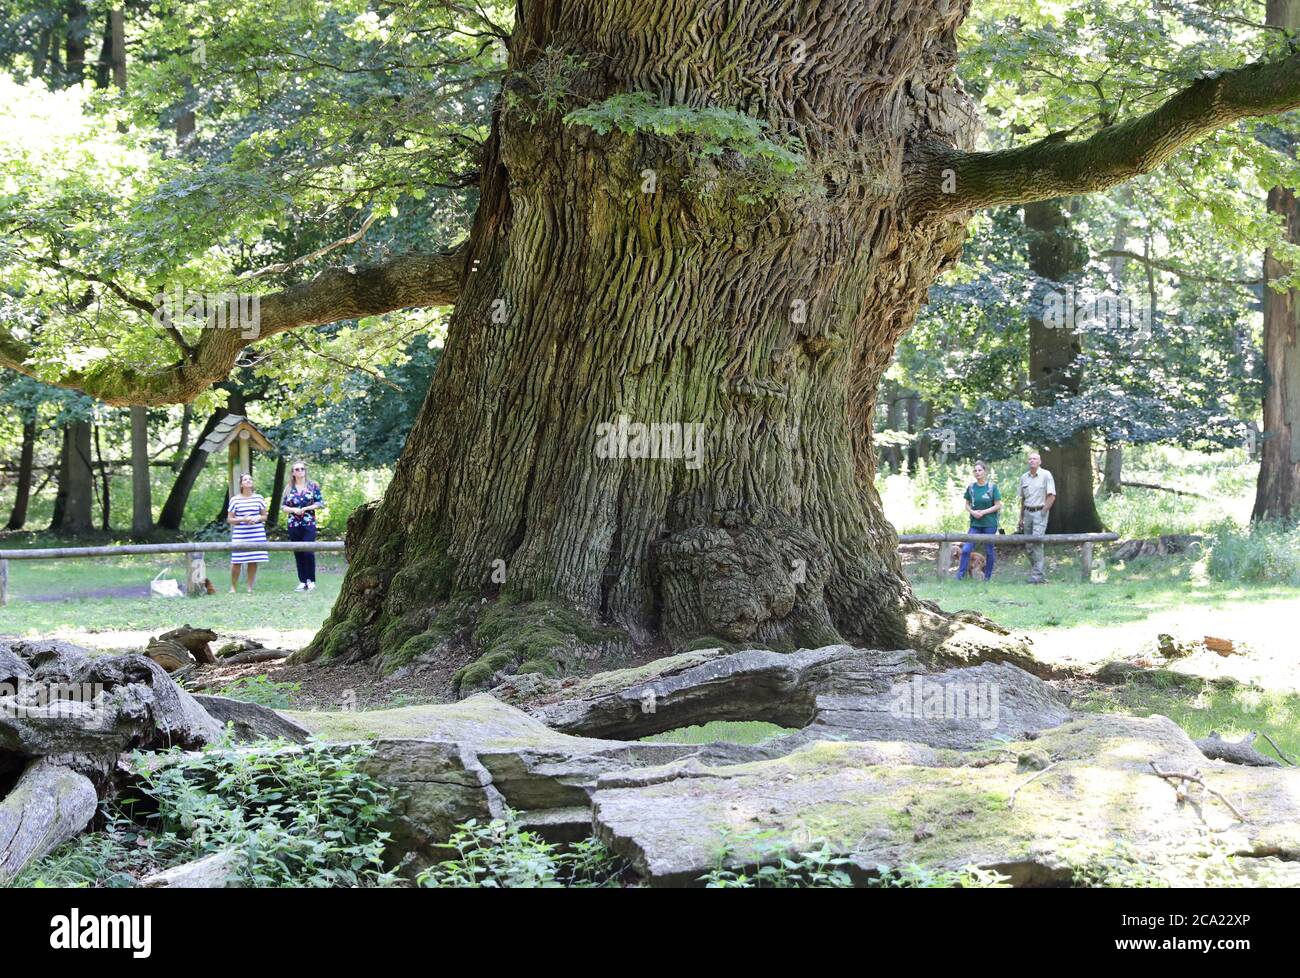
[958,461,1002,581]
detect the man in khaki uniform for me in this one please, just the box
[1017,451,1056,584]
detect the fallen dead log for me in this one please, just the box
[217,648,291,666]
[0,758,97,885]
[1196,731,1282,768]
[0,639,222,764]
[1121,481,1206,498]
[496,645,1071,749]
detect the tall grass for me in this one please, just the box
[1205,519,1300,586]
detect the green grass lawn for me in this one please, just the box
[0,551,344,648]
[915,557,1300,632]
[1071,670,1300,764]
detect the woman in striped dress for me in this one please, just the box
[227,473,269,592]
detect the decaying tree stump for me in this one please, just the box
[158,626,219,665]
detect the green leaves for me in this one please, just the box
[564,92,805,174]
[128,740,398,888]
[417,810,627,888]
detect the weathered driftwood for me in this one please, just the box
[1196,731,1282,768]
[140,848,244,888]
[0,759,97,885]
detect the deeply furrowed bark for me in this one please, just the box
[299,0,1018,682]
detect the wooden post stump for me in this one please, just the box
[0,558,7,606]
[936,540,952,579]
[1081,542,1094,582]
[187,552,207,596]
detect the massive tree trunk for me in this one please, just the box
[298,0,1014,684]
[1253,0,1300,521]
[5,419,36,531]
[1024,199,1105,534]
[49,421,94,535]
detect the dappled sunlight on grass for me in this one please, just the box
[1075,672,1300,762]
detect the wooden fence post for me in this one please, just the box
[0,558,7,606]
[187,552,207,596]
[1080,542,1094,583]
[936,540,952,579]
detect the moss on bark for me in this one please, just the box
[452,600,629,695]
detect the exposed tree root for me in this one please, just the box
[903,603,1045,676]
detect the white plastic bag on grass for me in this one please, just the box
[150,569,183,598]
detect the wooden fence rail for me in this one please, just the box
[0,541,346,605]
[0,532,1121,606]
[897,531,1119,581]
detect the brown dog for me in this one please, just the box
[950,543,986,576]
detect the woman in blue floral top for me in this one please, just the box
[281,460,325,591]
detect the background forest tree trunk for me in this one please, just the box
[882,380,903,473]
[130,406,152,538]
[1253,0,1300,520]
[157,405,234,531]
[1025,199,1105,533]
[93,423,110,531]
[1103,444,1123,495]
[297,0,1016,681]
[50,421,93,535]
[64,1,87,84]
[5,419,36,530]
[267,456,286,528]
[173,404,192,472]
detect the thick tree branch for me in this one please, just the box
[906,49,1300,219]
[0,247,465,406]
[1096,249,1263,286]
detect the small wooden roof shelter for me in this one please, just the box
[199,415,274,496]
